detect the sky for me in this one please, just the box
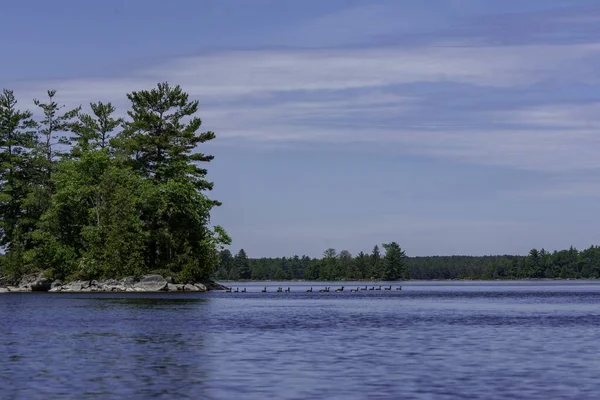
[2,0,600,258]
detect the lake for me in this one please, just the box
[1,280,599,399]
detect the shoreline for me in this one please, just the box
[0,273,229,294]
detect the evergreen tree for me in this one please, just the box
[71,102,122,156]
[0,90,37,276]
[353,251,368,280]
[382,242,407,280]
[370,245,381,279]
[33,90,80,181]
[234,249,251,279]
[115,82,229,280]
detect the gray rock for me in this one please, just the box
[120,276,136,287]
[49,286,62,293]
[165,276,173,284]
[183,284,201,291]
[51,280,63,289]
[0,287,8,293]
[194,283,207,292]
[64,281,88,292]
[19,273,52,291]
[134,275,168,292]
[167,283,183,291]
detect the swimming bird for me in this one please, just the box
[285,287,291,293]
[225,287,232,293]
[234,287,239,293]
[396,286,402,290]
[335,286,344,292]
[306,287,313,292]
[350,287,360,292]
[360,285,368,291]
[384,285,391,291]
[369,286,375,290]
[262,287,267,293]
[375,285,382,291]
[241,288,246,293]
[277,287,283,293]
[318,287,328,292]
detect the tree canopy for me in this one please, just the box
[0,83,229,283]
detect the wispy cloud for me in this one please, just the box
[5,41,600,173]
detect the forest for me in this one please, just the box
[0,83,230,284]
[215,245,600,281]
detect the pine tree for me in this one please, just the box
[370,245,381,279]
[115,82,229,280]
[71,102,122,156]
[382,242,407,280]
[0,90,38,276]
[234,249,251,279]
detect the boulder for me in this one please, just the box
[133,275,168,292]
[183,284,201,292]
[193,283,207,292]
[63,281,89,292]
[0,287,8,293]
[167,283,183,291]
[19,273,52,292]
[120,276,136,287]
[200,280,228,291]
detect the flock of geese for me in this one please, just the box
[225,285,403,293]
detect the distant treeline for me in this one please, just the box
[215,245,600,281]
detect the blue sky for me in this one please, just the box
[2,0,600,258]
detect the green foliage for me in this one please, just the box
[0,83,228,282]
[217,245,600,282]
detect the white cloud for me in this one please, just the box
[6,42,600,172]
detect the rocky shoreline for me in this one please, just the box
[0,273,229,293]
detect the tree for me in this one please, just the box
[338,249,353,279]
[33,90,80,181]
[234,249,251,279]
[0,89,37,276]
[71,102,122,156]
[320,248,337,280]
[353,251,368,280]
[370,245,381,279]
[382,242,407,280]
[115,82,229,279]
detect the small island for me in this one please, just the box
[0,83,229,292]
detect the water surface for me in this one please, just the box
[1,281,599,399]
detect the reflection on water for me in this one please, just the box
[1,283,600,399]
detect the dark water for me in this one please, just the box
[2,281,600,399]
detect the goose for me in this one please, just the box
[277,287,283,293]
[369,286,375,290]
[262,287,267,293]
[241,288,246,293]
[396,286,402,290]
[350,287,360,292]
[306,287,313,293]
[375,285,382,291]
[360,285,368,291]
[285,287,291,293]
[384,285,392,291]
[225,287,232,293]
[234,287,239,293]
[319,287,328,292]
[335,286,344,292]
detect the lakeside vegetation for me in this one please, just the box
[0,83,229,284]
[216,245,600,281]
